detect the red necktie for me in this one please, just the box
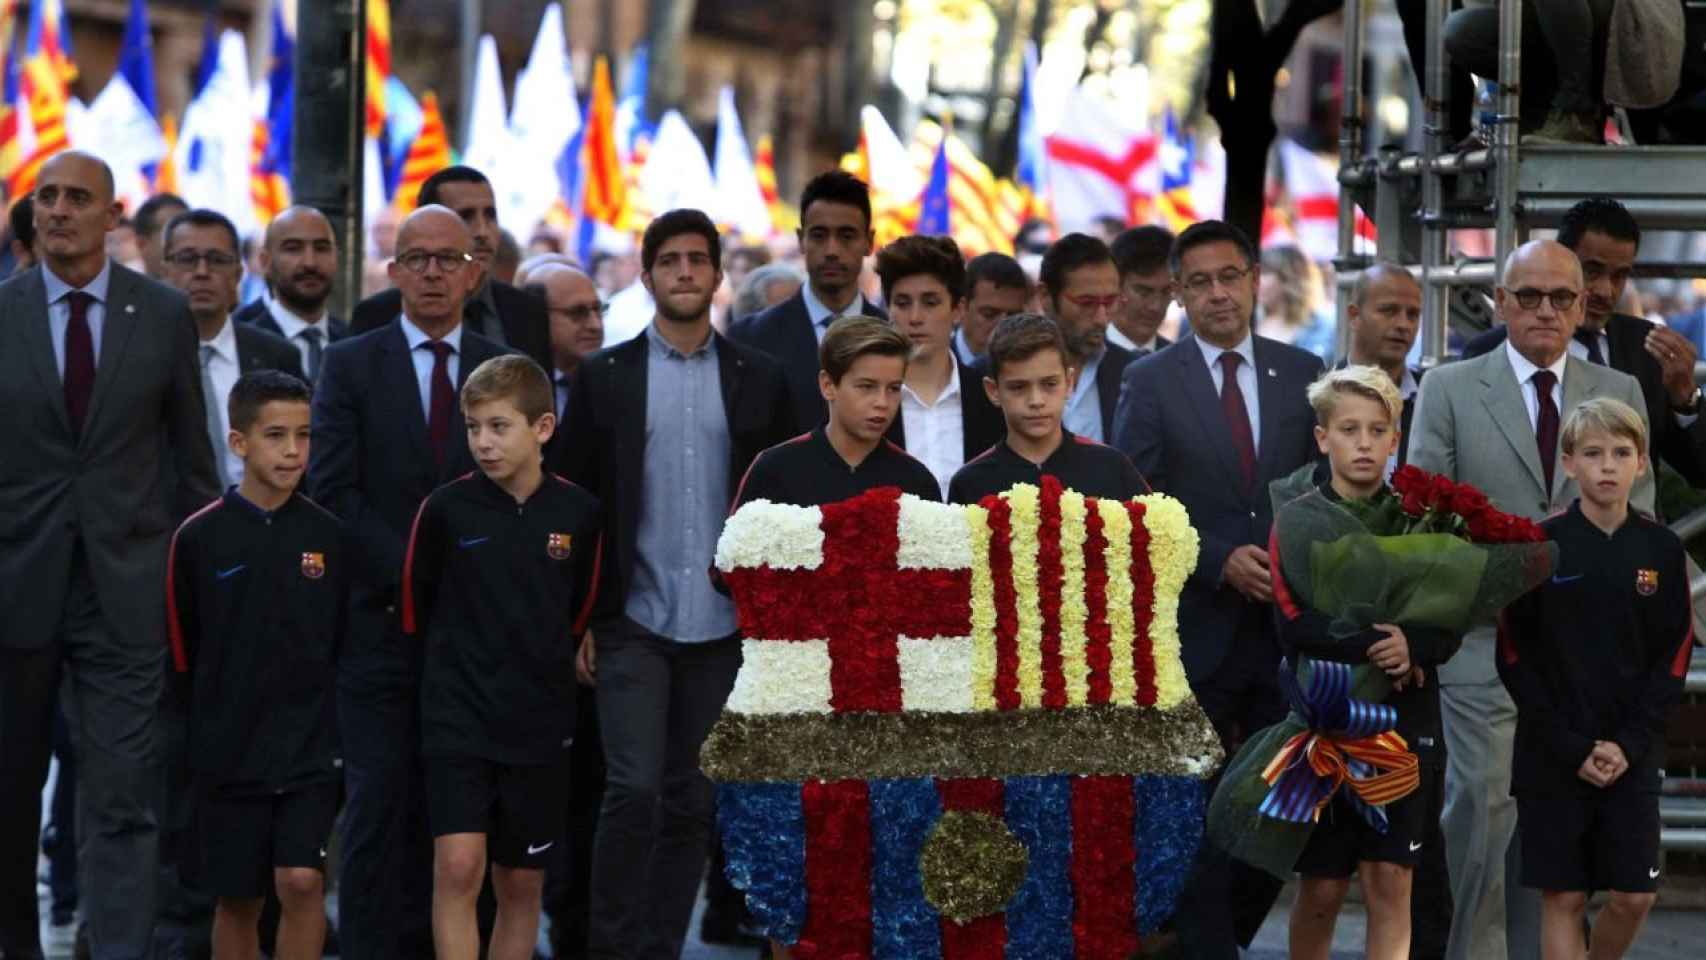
[63,291,96,437]
[1532,369,1559,495]
[426,340,455,467]
[1219,352,1257,492]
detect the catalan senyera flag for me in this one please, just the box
[394,91,450,216]
[13,0,76,196]
[0,0,26,192]
[754,134,797,233]
[579,55,627,231]
[909,121,1020,257]
[1156,108,1199,232]
[365,0,392,140]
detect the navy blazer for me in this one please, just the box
[306,319,512,605]
[1111,334,1324,682]
[884,359,1007,463]
[234,297,350,344]
[559,330,797,624]
[350,281,552,376]
[232,321,307,381]
[1091,342,1138,438]
[726,288,889,432]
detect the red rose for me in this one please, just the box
[1391,465,1428,497]
[1447,483,1490,519]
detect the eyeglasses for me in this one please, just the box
[1505,287,1580,312]
[396,250,475,274]
[165,250,239,269]
[550,302,608,323]
[1063,294,1126,312]
[1181,266,1253,296]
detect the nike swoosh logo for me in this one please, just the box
[1650,867,1661,879]
[458,536,489,549]
[318,848,327,859]
[526,841,554,855]
[1551,573,1584,584]
[1409,842,1423,852]
[215,564,246,580]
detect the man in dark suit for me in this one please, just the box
[0,151,219,960]
[349,166,552,374]
[1041,233,1137,443]
[1109,224,1176,356]
[1111,220,1325,956]
[308,205,513,960]
[727,170,886,431]
[562,210,795,959]
[953,252,1030,365]
[235,205,348,382]
[1462,197,1706,489]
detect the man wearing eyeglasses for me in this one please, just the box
[1039,232,1136,443]
[1110,219,1324,957]
[307,205,516,960]
[1409,238,1654,960]
[530,263,606,421]
[1108,225,1176,356]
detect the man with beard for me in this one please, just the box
[235,205,348,383]
[350,166,553,375]
[561,209,794,960]
[1463,197,1706,490]
[1040,233,1137,443]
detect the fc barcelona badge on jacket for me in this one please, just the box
[301,552,326,580]
[1636,568,1659,596]
[547,533,572,560]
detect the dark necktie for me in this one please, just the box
[300,326,325,381]
[426,341,455,467]
[1218,352,1257,492]
[556,373,572,421]
[1532,369,1559,495]
[62,291,96,437]
[1573,328,1606,366]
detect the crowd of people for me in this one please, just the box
[0,143,1698,960]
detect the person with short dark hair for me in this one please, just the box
[493,229,522,286]
[955,251,1029,364]
[165,369,341,960]
[735,316,940,508]
[949,313,1146,503]
[404,354,602,960]
[236,205,349,382]
[561,208,795,958]
[875,235,1005,496]
[1039,232,1137,443]
[728,170,888,431]
[6,193,36,272]
[135,191,189,279]
[1108,225,1175,355]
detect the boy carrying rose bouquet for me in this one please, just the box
[1207,367,1555,960]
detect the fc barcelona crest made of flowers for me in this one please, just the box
[706,479,1223,957]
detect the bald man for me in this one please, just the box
[234,205,348,381]
[0,150,219,959]
[529,263,604,419]
[1409,239,1654,960]
[306,205,517,959]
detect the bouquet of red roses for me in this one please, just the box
[1389,465,1547,544]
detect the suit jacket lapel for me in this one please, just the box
[1479,351,1548,495]
[17,270,68,436]
[380,322,433,467]
[715,332,746,432]
[1173,335,1245,494]
[1252,338,1287,482]
[618,336,649,509]
[84,267,139,439]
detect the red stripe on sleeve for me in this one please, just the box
[571,534,604,636]
[400,498,431,636]
[165,500,223,673]
[798,779,872,957]
[1269,526,1304,621]
[1671,621,1696,679]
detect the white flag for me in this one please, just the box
[460,35,517,214]
[507,3,581,234]
[638,110,716,220]
[172,30,256,237]
[713,86,769,238]
[1042,87,1157,232]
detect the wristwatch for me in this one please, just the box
[1679,386,1703,416]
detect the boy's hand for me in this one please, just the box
[576,632,597,686]
[1222,545,1273,603]
[1391,665,1426,692]
[1577,752,1612,787]
[1368,625,1412,678]
[1591,740,1629,784]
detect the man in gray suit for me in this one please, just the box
[1409,239,1654,960]
[0,151,219,960]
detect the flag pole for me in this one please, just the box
[292,0,365,321]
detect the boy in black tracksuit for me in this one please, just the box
[403,355,602,960]
[1498,397,1693,960]
[948,313,1148,505]
[1270,366,1457,960]
[165,371,342,960]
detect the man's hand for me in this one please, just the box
[1222,545,1273,603]
[575,631,597,686]
[1592,740,1629,785]
[1644,326,1700,408]
[1368,625,1413,678]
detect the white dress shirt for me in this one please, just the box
[399,315,464,421]
[900,362,965,497]
[1063,348,1106,442]
[199,318,244,484]
[801,283,867,344]
[1195,333,1263,451]
[1106,325,1160,353]
[44,258,113,375]
[263,292,332,372]
[1565,329,1611,367]
[952,326,980,366]
[1504,339,1567,432]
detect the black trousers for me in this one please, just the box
[545,690,606,959]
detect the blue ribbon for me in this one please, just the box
[1256,659,1399,832]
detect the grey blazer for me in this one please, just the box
[0,262,220,652]
[1407,345,1655,682]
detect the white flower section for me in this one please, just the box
[714,500,825,572]
[895,495,974,570]
[896,635,977,712]
[724,638,833,714]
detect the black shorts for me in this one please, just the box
[1517,769,1663,893]
[186,780,341,899]
[1294,763,1439,877]
[426,756,571,869]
